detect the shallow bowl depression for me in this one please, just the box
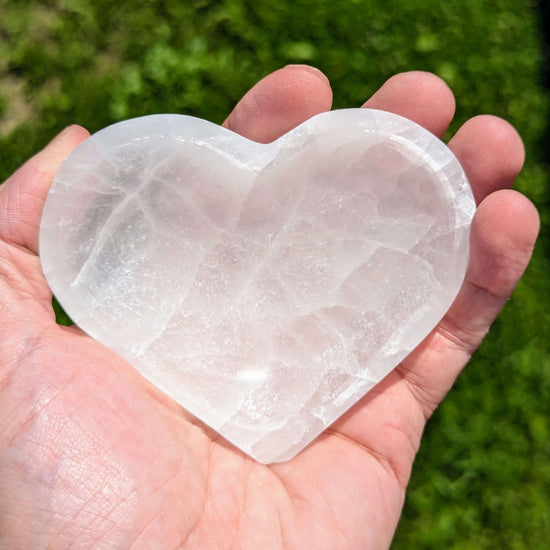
[39,109,475,463]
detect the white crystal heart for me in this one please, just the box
[40,109,475,463]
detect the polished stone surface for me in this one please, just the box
[40,109,475,463]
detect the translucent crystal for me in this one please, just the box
[39,109,475,463]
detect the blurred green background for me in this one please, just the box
[1,0,549,547]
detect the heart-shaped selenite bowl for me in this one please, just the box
[40,109,475,463]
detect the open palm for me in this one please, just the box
[0,67,539,549]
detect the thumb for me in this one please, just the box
[0,125,90,255]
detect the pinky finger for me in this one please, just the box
[398,189,539,418]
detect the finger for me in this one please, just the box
[397,189,540,417]
[362,71,456,137]
[448,115,525,204]
[0,125,90,255]
[326,190,539,487]
[223,65,333,143]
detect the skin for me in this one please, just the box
[0,66,540,549]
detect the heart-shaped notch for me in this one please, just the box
[40,109,475,463]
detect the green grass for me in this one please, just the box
[1,0,549,547]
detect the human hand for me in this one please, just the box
[0,66,539,549]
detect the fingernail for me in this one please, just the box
[284,64,330,85]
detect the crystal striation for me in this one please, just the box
[39,109,475,463]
